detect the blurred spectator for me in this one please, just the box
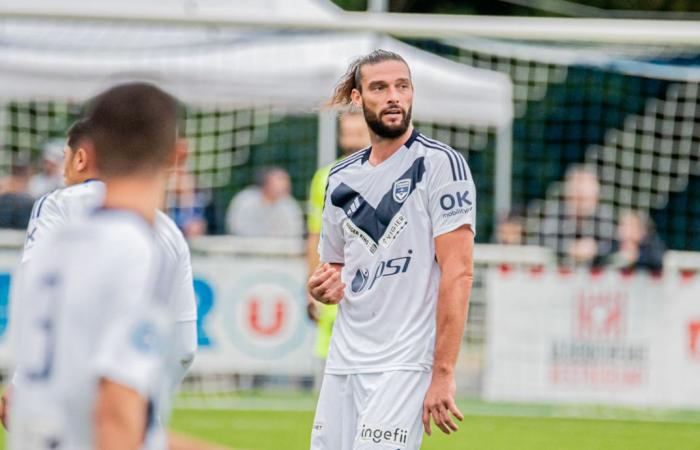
[0,159,35,229]
[167,167,208,238]
[28,139,64,197]
[226,166,303,237]
[306,112,369,389]
[540,166,615,267]
[496,205,525,246]
[596,211,665,272]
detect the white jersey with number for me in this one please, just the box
[319,130,476,374]
[22,180,197,390]
[11,210,171,450]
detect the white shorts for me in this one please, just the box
[310,370,431,450]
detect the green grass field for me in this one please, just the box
[166,396,700,450]
[170,409,700,450]
[3,396,699,449]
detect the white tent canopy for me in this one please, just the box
[0,0,344,23]
[0,1,514,213]
[0,18,512,128]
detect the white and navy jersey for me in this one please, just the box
[20,181,197,400]
[23,181,105,263]
[23,180,197,324]
[10,211,171,450]
[319,129,476,374]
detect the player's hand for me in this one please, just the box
[422,373,463,436]
[308,263,345,305]
[306,296,320,323]
[1,386,12,431]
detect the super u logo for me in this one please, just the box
[223,272,308,359]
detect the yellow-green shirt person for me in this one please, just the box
[306,112,369,360]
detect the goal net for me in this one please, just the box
[1,7,699,403]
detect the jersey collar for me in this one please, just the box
[360,129,420,165]
[404,128,420,150]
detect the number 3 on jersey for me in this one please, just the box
[24,273,62,381]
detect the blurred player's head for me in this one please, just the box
[338,112,370,156]
[86,82,180,179]
[63,118,97,186]
[331,50,413,140]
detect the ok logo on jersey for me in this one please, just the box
[440,190,472,211]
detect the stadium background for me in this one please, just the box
[0,0,699,448]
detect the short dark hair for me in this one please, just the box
[66,118,91,152]
[86,82,180,177]
[330,49,410,106]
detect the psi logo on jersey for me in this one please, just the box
[392,179,412,203]
[351,250,413,294]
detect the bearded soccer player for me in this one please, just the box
[308,50,475,450]
[10,83,184,450]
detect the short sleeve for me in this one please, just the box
[428,152,477,238]
[22,195,64,263]
[93,307,168,397]
[92,238,169,397]
[318,180,345,264]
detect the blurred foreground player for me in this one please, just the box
[2,120,198,435]
[308,50,475,450]
[24,117,197,393]
[10,83,182,450]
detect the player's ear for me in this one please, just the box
[76,139,97,173]
[172,138,188,169]
[350,88,362,108]
[74,147,88,172]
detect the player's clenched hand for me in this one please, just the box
[308,263,345,305]
[422,373,463,436]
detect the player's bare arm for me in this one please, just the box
[94,378,148,450]
[308,262,345,305]
[422,224,474,436]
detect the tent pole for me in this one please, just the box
[368,0,389,13]
[494,122,513,230]
[317,109,337,169]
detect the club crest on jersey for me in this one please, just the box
[392,179,412,203]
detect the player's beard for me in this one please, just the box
[362,102,412,139]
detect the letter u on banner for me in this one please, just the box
[248,297,285,336]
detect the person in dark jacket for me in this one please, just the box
[0,161,34,229]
